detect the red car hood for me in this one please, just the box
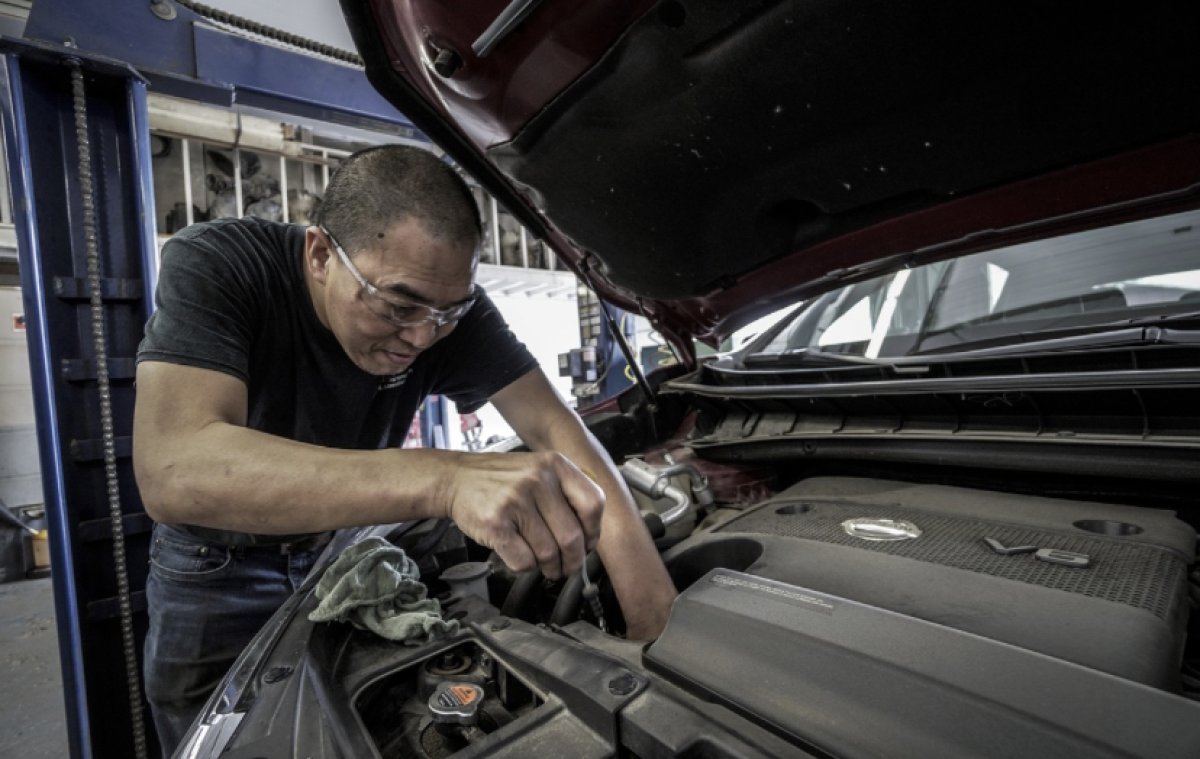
[340,0,1200,363]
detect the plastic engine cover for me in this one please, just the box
[663,477,1195,688]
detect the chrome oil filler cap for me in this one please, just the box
[842,517,922,541]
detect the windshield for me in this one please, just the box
[755,209,1200,359]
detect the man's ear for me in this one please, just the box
[305,226,333,284]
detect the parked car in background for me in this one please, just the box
[179,2,1200,756]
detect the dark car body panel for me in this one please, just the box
[344,0,1200,350]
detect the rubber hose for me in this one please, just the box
[500,570,542,618]
[548,552,604,628]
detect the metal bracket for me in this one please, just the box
[61,357,137,382]
[54,275,144,301]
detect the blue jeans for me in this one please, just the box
[143,523,320,758]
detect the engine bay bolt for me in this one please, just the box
[263,666,293,684]
[607,672,640,696]
[431,46,463,78]
[428,651,473,676]
[149,0,177,21]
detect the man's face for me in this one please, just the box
[306,217,478,376]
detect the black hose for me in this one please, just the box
[504,511,668,627]
[0,499,35,534]
[643,512,666,541]
[548,552,604,628]
[500,570,541,618]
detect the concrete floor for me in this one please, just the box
[0,577,70,759]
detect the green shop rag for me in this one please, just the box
[308,536,459,644]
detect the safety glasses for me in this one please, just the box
[321,225,477,329]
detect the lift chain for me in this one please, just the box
[170,0,366,66]
[68,60,150,759]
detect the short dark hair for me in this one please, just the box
[314,144,481,255]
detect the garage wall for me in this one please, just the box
[0,286,43,509]
[444,289,580,450]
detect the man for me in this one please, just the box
[133,145,676,754]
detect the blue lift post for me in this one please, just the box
[0,45,159,758]
[2,2,430,755]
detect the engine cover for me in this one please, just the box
[664,477,1196,688]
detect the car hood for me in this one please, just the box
[340,0,1200,359]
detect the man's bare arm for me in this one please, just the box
[133,360,601,577]
[491,368,677,640]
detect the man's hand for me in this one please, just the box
[490,370,678,640]
[444,451,604,579]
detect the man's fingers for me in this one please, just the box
[553,458,605,553]
[483,487,570,579]
[516,503,567,579]
[491,530,538,576]
[449,451,607,578]
[532,484,587,577]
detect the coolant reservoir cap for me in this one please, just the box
[842,517,922,541]
[428,681,484,725]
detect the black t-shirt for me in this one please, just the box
[138,217,538,452]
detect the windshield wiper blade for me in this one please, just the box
[741,348,889,367]
[911,323,1200,359]
[741,313,1200,367]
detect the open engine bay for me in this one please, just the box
[186,370,1200,759]
[143,4,1200,756]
